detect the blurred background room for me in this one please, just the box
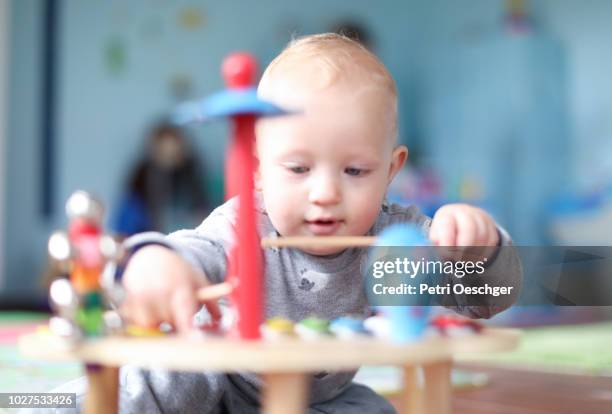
[1,0,611,412]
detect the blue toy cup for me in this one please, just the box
[370,224,434,343]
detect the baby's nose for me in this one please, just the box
[308,177,341,205]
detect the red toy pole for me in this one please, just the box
[223,54,263,339]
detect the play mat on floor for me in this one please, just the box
[460,321,612,375]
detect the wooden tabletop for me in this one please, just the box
[19,328,520,373]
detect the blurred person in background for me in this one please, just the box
[113,121,209,237]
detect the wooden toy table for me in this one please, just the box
[20,328,519,414]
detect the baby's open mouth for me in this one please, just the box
[311,219,336,225]
[305,219,343,235]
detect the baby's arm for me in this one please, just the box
[120,200,237,332]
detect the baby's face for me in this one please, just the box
[256,81,406,255]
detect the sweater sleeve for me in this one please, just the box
[123,198,239,284]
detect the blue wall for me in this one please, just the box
[4,0,425,297]
[4,0,612,297]
[6,0,47,297]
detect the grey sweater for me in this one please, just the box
[127,195,522,404]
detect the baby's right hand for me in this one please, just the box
[120,245,220,334]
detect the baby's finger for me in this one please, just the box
[171,286,199,334]
[455,212,477,246]
[130,301,162,329]
[193,273,225,322]
[429,219,439,244]
[431,212,457,246]
[472,212,488,245]
[486,218,499,246]
[118,299,134,324]
[203,299,222,323]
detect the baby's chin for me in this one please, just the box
[300,244,347,257]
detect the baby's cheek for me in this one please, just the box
[353,201,383,234]
[264,190,298,234]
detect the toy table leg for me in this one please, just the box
[401,366,424,414]
[84,365,119,414]
[262,372,308,414]
[422,360,452,414]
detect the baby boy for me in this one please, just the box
[56,34,521,414]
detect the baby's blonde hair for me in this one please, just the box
[258,33,398,140]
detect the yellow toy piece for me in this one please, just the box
[261,317,295,340]
[125,324,166,337]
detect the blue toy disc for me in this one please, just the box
[172,88,289,125]
[375,223,428,247]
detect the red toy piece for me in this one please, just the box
[222,53,258,89]
[174,52,286,340]
[430,314,483,336]
[223,54,263,340]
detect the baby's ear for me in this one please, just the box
[388,145,408,184]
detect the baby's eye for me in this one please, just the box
[288,165,310,174]
[345,167,367,176]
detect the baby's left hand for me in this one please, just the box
[429,204,499,261]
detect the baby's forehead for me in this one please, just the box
[259,51,393,104]
[256,100,396,155]
[258,75,396,143]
